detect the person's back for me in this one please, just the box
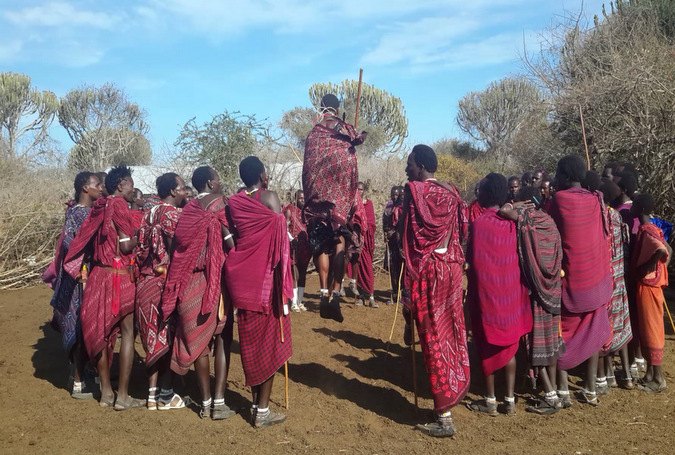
[224,156,292,429]
[549,187,612,312]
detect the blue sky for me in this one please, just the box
[0,0,606,157]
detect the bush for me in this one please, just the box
[0,160,69,289]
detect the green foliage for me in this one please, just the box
[59,83,150,171]
[68,129,151,170]
[175,111,273,189]
[308,79,408,156]
[456,77,544,167]
[279,106,315,150]
[0,72,58,161]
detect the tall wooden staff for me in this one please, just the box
[579,104,591,171]
[354,68,363,129]
[276,267,290,409]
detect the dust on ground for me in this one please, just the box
[1,273,674,455]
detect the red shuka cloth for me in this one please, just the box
[224,192,293,313]
[302,119,366,226]
[283,203,311,265]
[468,199,486,223]
[134,203,180,367]
[63,196,136,363]
[161,197,231,375]
[468,208,533,375]
[161,197,229,317]
[403,180,470,412]
[548,188,613,313]
[354,199,376,294]
[549,187,613,370]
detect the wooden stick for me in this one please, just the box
[387,263,405,343]
[411,313,418,413]
[354,68,363,129]
[279,306,289,409]
[664,299,675,335]
[284,362,289,410]
[579,104,591,171]
[288,142,303,165]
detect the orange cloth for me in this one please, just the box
[634,223,669,366]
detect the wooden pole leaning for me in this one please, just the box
[664,299,675,335]
[579,104,591,170]
[277,269,290,410]
[354,68,363,129]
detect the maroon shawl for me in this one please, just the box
[224,192,293,314]
[468,209,532,346]
[355,199,376,294]
[516,207,563,315]
[302,119,366,226]
[161,197,229,317]
[64,196,135,279]
[548,187,612,313]
[403,180,467,282]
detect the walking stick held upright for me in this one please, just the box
[354,68,363,129]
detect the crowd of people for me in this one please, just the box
[42,93,672,438]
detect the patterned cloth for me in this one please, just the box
[64,196,137,364]
[528,304,565,367]
[161,197,231,375]
[302,119,367,254]
[549,188,612,370]
[468,208,532,375]
[515,207,565,366]
[49,204,91,355]
[134,203,180,367]
[601,208,633,355]
[633,222,670,366]
[403,180,470,412]
[238,308,292,387]
[284,203,311,266]
[516,208,562,315]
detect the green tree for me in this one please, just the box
[175,111,273,188]
[0,72,59,161]
[279,106,315,150]
[456,77,543,167]
[68,129,151,170]
[59,83,150,170]
[306,79,408,156]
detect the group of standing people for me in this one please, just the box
[46,158,293,428]
[43,92,671,439]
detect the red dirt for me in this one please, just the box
[1,273,674,454]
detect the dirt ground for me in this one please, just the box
[1,272,674,455]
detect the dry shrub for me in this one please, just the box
[435,155,482,200]
[0,159,70,289]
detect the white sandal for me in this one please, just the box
[158,393,186,411]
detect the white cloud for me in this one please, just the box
[3,2,120,30]
[141,0,527,37]
[0,40,22,62]
[361,17,482,66]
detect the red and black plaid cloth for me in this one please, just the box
[237,309,292,387]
